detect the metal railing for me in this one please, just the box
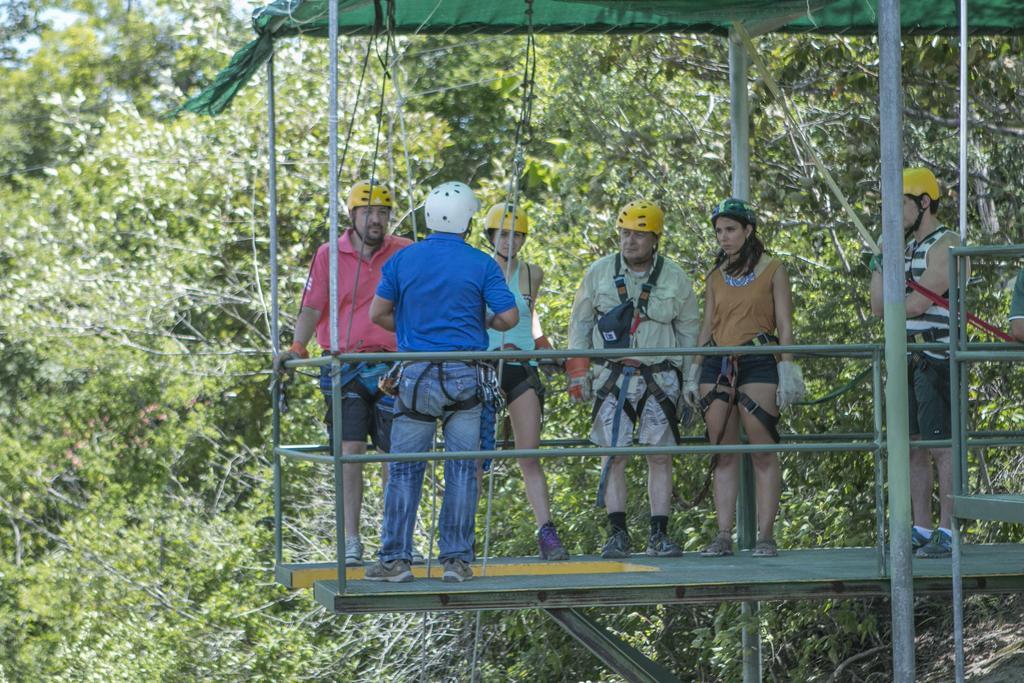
[272,342,908,593]
[948,244,1024,681]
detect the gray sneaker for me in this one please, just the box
[411,550,426,565]
[442,558,473,583]
[601,529,631,559]
[700,533,734,557]
[344,537,364,567]
[365,559,413,583]
[646,530,682,557]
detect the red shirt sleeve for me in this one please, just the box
[300,244,329,311]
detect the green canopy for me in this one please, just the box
[177,0,1024,116]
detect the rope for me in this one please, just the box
[732,22,879,255]
[793,366,871,406]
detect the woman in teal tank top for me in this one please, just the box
[482,203,568,561]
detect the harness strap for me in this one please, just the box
[736,391,781,443]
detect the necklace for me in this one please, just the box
[723,270,756,287]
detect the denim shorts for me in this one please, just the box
[699,353,778,387]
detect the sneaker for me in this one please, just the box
[601,529,631,559]
[916,528,952,559]
[411,550,426,565]
[344,537,364,567]
[911,527,930,552]
[700,533,734,557]
[364,559,413,583]
[538,522,569,561]
[646,530,683,557]
[752,537,778,558]
[442,558,473,583]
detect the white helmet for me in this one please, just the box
[424,181,480,234]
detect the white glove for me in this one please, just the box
[681,362,702,409]
[776,360,805,409]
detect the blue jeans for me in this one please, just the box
[379,362,481,563]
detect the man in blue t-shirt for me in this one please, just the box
[367,181,518,583]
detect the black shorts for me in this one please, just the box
[908,355,951,439]
[500,363,545,408]
[699,352,779,387]
[322,386,394,452]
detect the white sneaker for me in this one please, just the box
[345,537,364,567]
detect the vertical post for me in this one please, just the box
[729,27,760,683]
[267,57,283,568]
[872,349,887,576]
[878,0,915,679]
[958,0,969,244]
[328,0,347,593]
[949,252,966,683]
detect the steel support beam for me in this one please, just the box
[545,608,680,683]
[878,0,915,678]
[728,28,761,683]
[267,56,283,568]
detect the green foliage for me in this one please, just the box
[1,6,1023,681]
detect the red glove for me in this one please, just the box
[565,357,591,403]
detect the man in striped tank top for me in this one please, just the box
[870,167,960,559]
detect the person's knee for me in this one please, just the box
[716,453,740,470]
[646,453,672,469]
[606,455,630,471]
[750,452,778,471]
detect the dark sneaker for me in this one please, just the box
[365,559,413,583]
[916,528,952,559]
[411,550,426,565]
[700,533,734,557]
[752,537,778,558]
[601,529,631,559]
[646,530,682,557]
[442,558,473,583]
[911,527,930,552]
[344,537,364,567]
[538,522,570,561]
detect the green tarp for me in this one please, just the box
[176,0,1024,116]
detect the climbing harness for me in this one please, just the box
[698,333,782,444]
[594,363,636,508]
[597,253,664,349]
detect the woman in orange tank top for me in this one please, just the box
[680,198,805,558]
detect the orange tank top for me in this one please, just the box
[708,258,781,347]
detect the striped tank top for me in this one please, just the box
[905,226,952,359]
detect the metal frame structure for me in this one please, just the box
[948,244,1024,683]
[258,0,1000,680]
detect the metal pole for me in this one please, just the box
[872,350,887,576]
[729,28,760,683]
[949,252,966,683]
[959,0,969,244]
[878,0,915,678]
[328,0,346,593]
[267,57,283,568]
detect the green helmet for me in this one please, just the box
[711,198,757,229]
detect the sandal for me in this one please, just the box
[752,537,778,557]
[700,533,734,557]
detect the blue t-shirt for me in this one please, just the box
[377,233,516,351]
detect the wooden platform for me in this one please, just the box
[293,543,1024,614]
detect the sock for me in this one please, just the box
[913,525,933,540]
[608,512,628,534]
[650,515,668,535]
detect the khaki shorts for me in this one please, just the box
[589,369,680,448]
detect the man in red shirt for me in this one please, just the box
[274,179,411,565]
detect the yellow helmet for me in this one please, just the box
[347,179,394,215]
[483,203,529,234]
[617,200,663,235]
[903,168,940,200]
